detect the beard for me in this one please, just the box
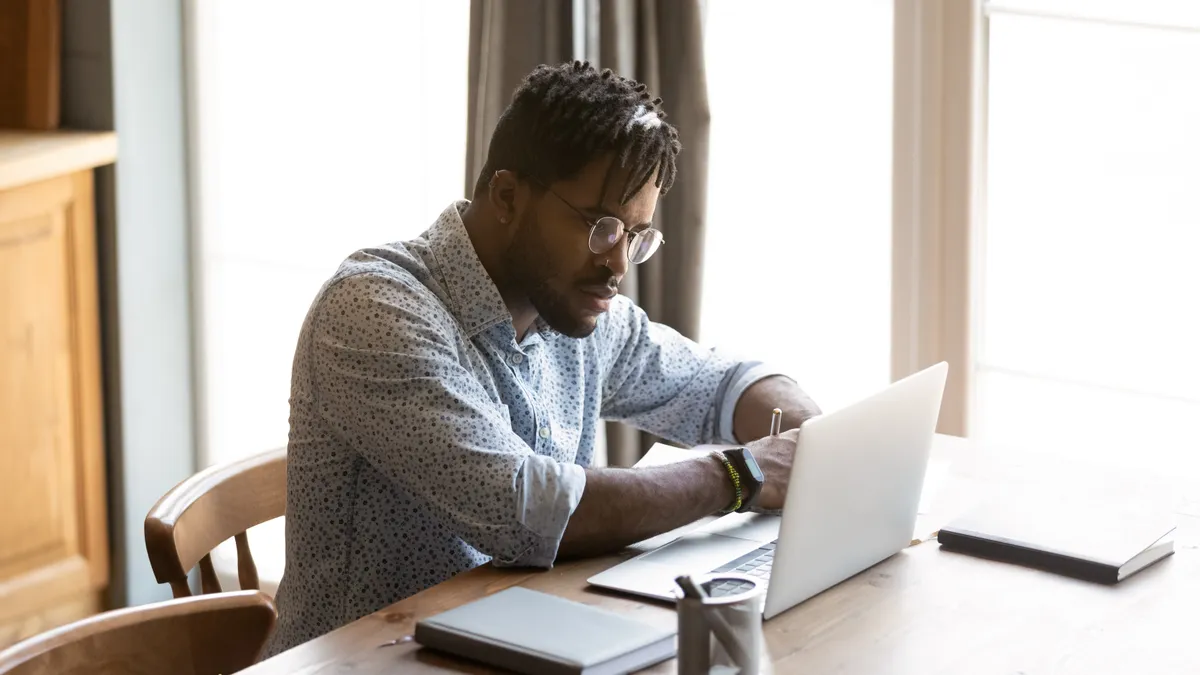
[501,210,614,338]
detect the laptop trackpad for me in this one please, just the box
[638,532,764,572]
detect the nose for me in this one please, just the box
[601,233,631,279]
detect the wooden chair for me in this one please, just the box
[145,448,287,598]
[0,590,276,675]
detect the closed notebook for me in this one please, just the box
[937,495,1175,583]
[413,587,676,675]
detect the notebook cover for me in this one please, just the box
[413,587,676,675]
[937,495,1175,583]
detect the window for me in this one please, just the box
[701,0,894,413]
[903,1,1200,473]
[188,1,471,468]
[975,1,1200,474]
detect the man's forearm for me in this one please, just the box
[732,375,821,443]
[556,457,733,560]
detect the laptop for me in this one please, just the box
[586,361,948,620]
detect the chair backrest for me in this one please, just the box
[145,448,287,597]
[0,590,276,675]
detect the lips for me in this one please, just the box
[578,285,617,313]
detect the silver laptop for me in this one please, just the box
[587,361,948,620]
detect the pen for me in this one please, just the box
[770,408,782,437]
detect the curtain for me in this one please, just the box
[464,0,574,195]
[466,0,711,467]
[591,0,710,466]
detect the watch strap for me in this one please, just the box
[709,450,742,514]
[723,447,764,513]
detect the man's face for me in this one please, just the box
[502,159,660,338]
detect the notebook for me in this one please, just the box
[936,494,1176,583]
[413,587,676,675]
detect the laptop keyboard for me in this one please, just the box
[707,541,776,596]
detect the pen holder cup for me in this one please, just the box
[676,574,770,675]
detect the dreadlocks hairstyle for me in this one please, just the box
[475,60,682,205]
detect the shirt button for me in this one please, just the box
[538,426,551,439]
[509,353,524,366]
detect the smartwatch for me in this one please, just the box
[722,447,764,512]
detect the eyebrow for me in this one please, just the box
[583,204,653,230]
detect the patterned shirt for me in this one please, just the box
[263,201,781,656]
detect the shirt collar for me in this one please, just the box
[426,200,513,338]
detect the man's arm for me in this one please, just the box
[731,375,822,443]
[557,429,800,560]
[557,458,732,559]
[556,298,817,558]
[315,278,806,567]
[598,296,790,447]
[597,296,822,449]
[311,274,587,568]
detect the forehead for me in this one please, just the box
[549,156,661,226]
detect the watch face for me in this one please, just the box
[739,448,765,482]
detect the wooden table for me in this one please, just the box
[244,436,1200,674]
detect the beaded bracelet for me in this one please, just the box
[710,449,742,513]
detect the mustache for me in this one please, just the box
[578,275,620,290]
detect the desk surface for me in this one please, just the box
[245,435,1200,675]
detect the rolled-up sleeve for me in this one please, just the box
[597,295,788,446]
[309,273,584,567]
[714,361,795,443]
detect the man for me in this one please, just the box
[263,60,820,657]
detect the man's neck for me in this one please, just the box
[460,201,538,340]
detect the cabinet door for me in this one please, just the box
[0,171,107,646]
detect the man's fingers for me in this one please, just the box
[748,426,800,445]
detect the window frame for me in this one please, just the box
[895,0,1200,438]
[891,0,987,437]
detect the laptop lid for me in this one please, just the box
[762,361,947,619]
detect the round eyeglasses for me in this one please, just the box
[539,184,665,264]
[584,216,665,264]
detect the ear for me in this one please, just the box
[487,170,524,229]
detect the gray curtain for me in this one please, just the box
[466,0,711,467]
[465,0,574,195]
[590,0,710,466]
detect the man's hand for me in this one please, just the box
[745,427,800,510]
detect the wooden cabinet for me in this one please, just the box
[0,131,116,648]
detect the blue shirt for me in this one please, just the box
[264,201,781,655]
